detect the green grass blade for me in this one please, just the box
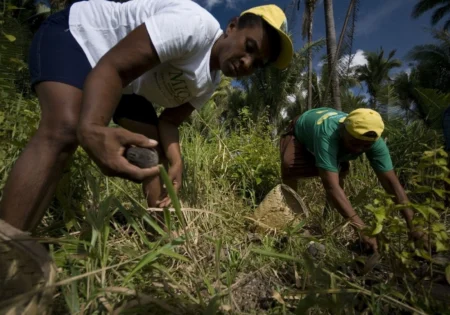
[295,295,317,315]
[159,165,185,227]
[140,210,167,237]
[160,248,190,262]
[215,238,223,282]
[203,295,221,315]
[252,248,303,263]
[164,207,173,232]
[116,200,152,248]
[124,250,160,283]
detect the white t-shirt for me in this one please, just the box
[68,0,223,110]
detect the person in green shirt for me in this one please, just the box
[280,107,426,253]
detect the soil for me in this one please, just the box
[231,271,279,313]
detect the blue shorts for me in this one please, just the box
[28,5,158,125]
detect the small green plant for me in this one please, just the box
[363,147,450,313]
[219,107,281,204]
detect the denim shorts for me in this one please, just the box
[28,5,158,125]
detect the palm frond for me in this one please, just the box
[431,3,450,24]
[406,44,449,62]
[412,0,450,18]
[414,87,450,129]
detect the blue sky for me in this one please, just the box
[193,0,436,74]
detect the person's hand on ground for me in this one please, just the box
[361,234,379,254]
[409,229,430,251]
[157,162,183,208]
[77,125,160,182]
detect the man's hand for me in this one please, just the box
[77,125,160,182]
[409,229,430,250]
[157,162,183,208]
[361,234,379,254]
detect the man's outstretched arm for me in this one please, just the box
[319,169,365,228]
[319,168,378,251]
[376,170,414,229]
[375,170,430,247]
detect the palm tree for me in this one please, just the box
[412,0,450,30]
[302,0,318,110]
[233,39,325,131]
[324,0,342,110]
[394,69,449,127]
[414,87,450,129]
[189,75,233,134]
[406,29,450,93]
[340,89,368,113]
[355,48,402,108]
[393,71,421,121]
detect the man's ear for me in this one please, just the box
[225,17,239,37]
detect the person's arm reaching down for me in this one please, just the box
[376,170,413,227]
[77,24,161,182]
[319,168,378,252]
[156,103,196,207]
[376,170,428,245]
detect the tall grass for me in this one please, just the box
[1,85,449,314]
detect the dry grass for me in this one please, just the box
[0,85,449,314]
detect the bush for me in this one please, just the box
[220,108,280,204]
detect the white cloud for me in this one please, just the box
[287,94,296,103]
[204,0,221,10]
[391,66,412,78]
[349,50,368,68]
[361,91,370,103]
[301,90,307,98]
[339,49,367,77]
[340,49,367,69]
[357,0,406,37]
[196,0,241,10]
[317,50,367,71]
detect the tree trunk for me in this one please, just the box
[307,3,313,110]
[324,0,341,110]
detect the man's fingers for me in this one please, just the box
[119,129,158,149]
[157,196,172,208]
[117,160,160,182]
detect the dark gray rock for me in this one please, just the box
[124,147,159,169]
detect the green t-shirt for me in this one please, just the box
[294,107,393,173]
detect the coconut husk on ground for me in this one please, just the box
[253,184,310,232]
[0,219,56,315]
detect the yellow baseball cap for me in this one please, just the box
[344,108,384,141]
[240,4,294,70]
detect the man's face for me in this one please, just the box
[341,128,375,154]
[219,20,272,78]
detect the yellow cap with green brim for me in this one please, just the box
[344,108,385,141]
[240,4,294,70]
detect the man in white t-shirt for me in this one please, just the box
[0,0,294,231]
